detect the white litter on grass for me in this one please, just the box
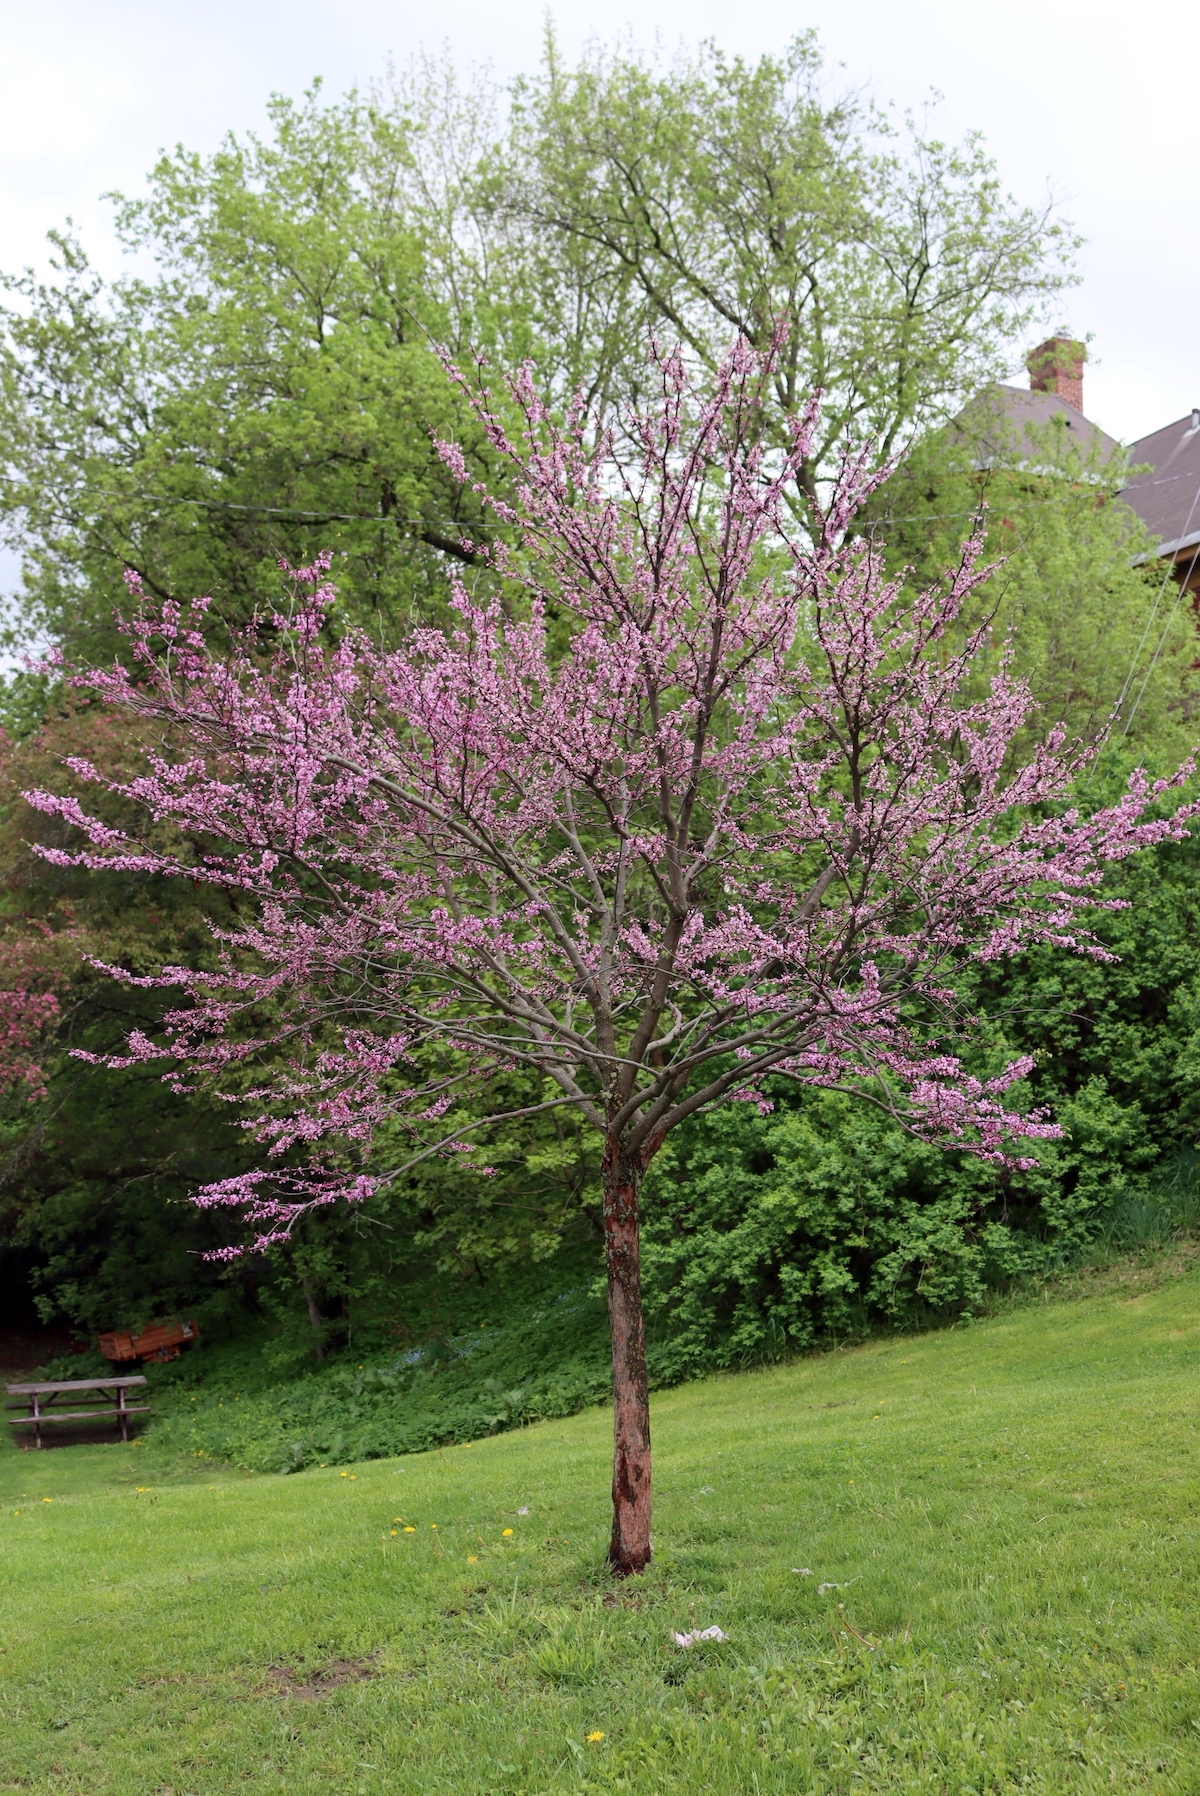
[817,1577,861,1595]
[516,1506,529,1515]
[697,1486,714,1495]
[792,1567,813,1576]
[672,1626,728,1649]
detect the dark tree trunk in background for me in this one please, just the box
[603,1137,652,1576]
[302,1278,327,1362]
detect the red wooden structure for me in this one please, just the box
[98,1318,199,1364]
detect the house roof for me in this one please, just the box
[1119,414,1200,559]
[954,383,1122,470]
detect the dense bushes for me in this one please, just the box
[639,1081,1161,1378]
[636,816,1200,1374]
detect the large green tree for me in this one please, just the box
[0,35,1080,660]
[486,32,1078,503]
[0,83,500,662]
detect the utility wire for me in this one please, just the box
[82,472,1195,739]
[90,489,469,526]
[1119,529,1200,744]
[84,481,1123,534]
[81,470,1200,758]
[1110,473,1200,744]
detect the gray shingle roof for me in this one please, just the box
[1119,414,1200,558]
[954,383,1122,469]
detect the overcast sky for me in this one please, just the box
[0,0,1194,447]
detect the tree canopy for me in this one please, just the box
[0,85,496,661]
[0,35,1079,662]
[491,33,1078,495]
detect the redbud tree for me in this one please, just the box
[30,340,1194,1575]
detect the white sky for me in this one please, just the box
[0,0,1194,449]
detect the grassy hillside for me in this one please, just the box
[4,1258,1200,1792]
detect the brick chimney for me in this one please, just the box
[1027,336,1086,414]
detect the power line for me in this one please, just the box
[1119,528,1200,744]
[83,481,1123,534]
[1111,473,1200,744]
[90,488,469,527]
[65,474,1200,752]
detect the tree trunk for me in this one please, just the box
[302,1278,327,1362]
[602,1136,652,1576]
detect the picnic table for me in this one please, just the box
[6,1376,149,1448]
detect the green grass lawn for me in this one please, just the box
[5,1261,1200,1793]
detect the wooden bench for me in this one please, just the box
[6,1376,149,1448]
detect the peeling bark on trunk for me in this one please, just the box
[603,1137,652,1576]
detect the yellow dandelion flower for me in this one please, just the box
[340,1471,348,1478]
[349,1475,357,1482]
[502,1527,513,1537]
[468,1554,478,1563]
[390,1530,398,1537]
[431,1523,438,1530]
[404,1526,416,1533]
[42,1497,52,1504]
[586,1731,605,1743]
